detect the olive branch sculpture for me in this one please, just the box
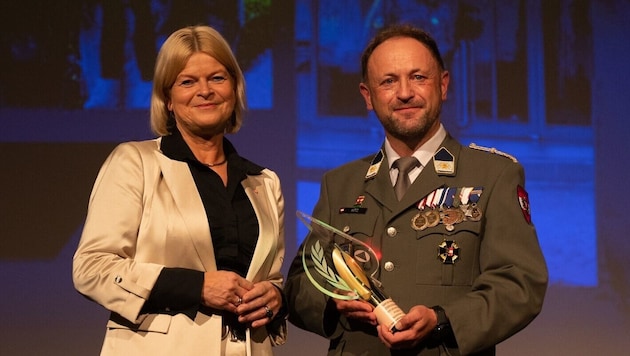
[311,240,352,292]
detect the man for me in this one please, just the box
[285,24,548,355]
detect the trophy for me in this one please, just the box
[297,211,405,331]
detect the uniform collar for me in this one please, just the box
[384,123,448,169]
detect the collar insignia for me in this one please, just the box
[365,150,384,180]
[433,147,455,175]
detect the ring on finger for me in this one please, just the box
[236,297,242,305]
[263,305,273,319]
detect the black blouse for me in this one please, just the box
[141,128,264,316]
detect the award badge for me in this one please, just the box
[438,240,460,264]
[461,187,483,222]
[297,211,405,332]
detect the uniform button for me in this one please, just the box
[384,261,395,271]
[343,226,351,233]
[387,227,397,237]
[114,275,122,283]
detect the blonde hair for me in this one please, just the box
[150,25,247,136]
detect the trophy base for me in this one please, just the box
[374,298,405,331]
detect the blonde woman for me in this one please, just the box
[73,25,287,355]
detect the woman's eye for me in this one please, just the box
[179,79,194,87]
[211,76,227,83]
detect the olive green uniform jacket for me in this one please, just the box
[286,135,547,355]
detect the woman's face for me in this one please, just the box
[168,52,236,138]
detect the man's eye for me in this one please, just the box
[413,74,426,81]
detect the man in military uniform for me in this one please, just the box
[285,24,548,355]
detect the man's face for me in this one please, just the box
[360,36,449,145]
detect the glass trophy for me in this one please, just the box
[297,211,405,331]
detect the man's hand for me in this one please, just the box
[377,305,437,349]
[332,297,377,326]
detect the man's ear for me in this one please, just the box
[359,82,373,110]
[440,70,450,101]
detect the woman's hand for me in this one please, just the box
[201,271,254,314]
[236,281,283,328]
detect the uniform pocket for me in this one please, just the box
[415,222,482,286]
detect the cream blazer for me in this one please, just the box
[73,139,287,355]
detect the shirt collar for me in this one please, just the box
[385,123,447,169]
[160,128,264,175]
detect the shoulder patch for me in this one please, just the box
[468,143,518,163]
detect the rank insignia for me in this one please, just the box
[438,240,460,264]
[365,150,384,180]
[517,185,532,224]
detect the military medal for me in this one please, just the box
[441,208,464,231]
[424,209,440,227]
[438,240,460,264]
[465,205,483,221]
[414,186,484,231]
[411,213,428,230]
[438,188,458,231]
[427,189,442,227]
[465,187,483,222]
[412,197,429,230]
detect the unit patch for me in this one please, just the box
[517,185,532,224]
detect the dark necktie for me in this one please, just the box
[393,157,419,200]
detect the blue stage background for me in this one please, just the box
[1,1,628,355]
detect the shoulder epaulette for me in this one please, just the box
[468,143,518,163]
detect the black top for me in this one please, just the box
[141,128,264,319]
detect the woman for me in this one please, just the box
[73,25,287,355]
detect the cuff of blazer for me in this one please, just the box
[115,263,164,322]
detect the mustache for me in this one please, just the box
[393,103,423,110]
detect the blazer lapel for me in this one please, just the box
[241,174,275,281]
[156,152,218,272]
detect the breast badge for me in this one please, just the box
[438,240,460,264]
